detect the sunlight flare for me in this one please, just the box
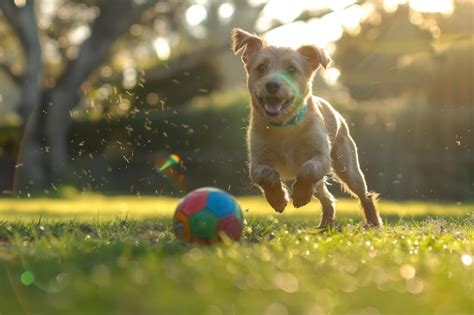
[461,254,472,266]
[409,0,454,14]
[186,4,207,26]
[153,37,171,60]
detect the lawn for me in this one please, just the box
[0,196,473,315]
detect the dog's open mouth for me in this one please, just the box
[258,96,292,117]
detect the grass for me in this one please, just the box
[0,196,473,315]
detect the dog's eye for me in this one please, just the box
[287,65,296,74]
[257,64,266,73]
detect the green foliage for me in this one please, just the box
[427,42,474,106]
[0,126,21,157]
[333,4,473,102]
[331,98,474,200]
[66,89,250,195]
[0,199,473,314]
[334,6,430,99]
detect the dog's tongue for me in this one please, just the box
[264,104,282,116]
[264,97,283,116]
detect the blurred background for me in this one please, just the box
[0,0,472,200]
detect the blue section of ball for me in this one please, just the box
[234,204,243,224]
[206,190,237,218]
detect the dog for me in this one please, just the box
[231,28,382,228]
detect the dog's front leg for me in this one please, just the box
[292,156,331,208]
[250,164,289,213]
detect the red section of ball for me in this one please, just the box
[173,212,191,241]
[178,189,208,216]
[217,215,242,240]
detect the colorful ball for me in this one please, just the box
[173,187,243,244]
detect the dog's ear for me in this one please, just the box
[231,28,264,65]
[297,45,331,71]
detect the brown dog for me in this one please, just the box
[231,28,382,228]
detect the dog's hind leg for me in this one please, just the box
[332,132,383,227]
[314,180,336,229]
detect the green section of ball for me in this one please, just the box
[20,271,35,286]
[189,208,218,240]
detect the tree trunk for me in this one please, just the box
[13,98,49,195]
[1,1,45,195]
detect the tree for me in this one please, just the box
[333,1,473,102]
[1,0,162,195]
[333,4,434,100]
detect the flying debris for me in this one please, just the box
[155,154,181,172]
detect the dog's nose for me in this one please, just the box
[265,81,280,94]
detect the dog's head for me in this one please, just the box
[232,28,330,121]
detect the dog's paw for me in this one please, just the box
[364,219,383,230]
[264,186,289,213]
[291,180,314,208]
[317,218,336,230]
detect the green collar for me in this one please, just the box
[269,104,308,127]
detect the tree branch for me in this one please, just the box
[263,1,364,31]
[144,44,229,82]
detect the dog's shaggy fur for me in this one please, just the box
[231,28,382,228]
